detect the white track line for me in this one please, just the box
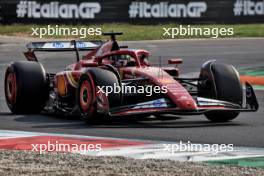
[1,130,264,162]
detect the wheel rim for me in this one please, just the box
[79,80,93,112]
[6,73,17,104]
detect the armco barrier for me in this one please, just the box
[0,0,264,24]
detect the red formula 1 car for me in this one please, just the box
[5,32,259,123]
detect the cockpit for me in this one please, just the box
[108,54,137,67]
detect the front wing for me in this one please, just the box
[109,82,259,117]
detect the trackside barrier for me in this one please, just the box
[0,0,264,24]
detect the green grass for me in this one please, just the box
[0,23,264,40]
[206,157,264,169]
[239,66,264,76]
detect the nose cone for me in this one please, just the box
[130,67,198,110]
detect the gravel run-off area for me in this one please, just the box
[0,150,264,176]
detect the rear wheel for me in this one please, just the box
[198,62,243,122]
[4,61,49,114]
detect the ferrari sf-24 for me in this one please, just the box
[5,32,258,123]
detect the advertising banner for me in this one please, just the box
[0,0,264,24]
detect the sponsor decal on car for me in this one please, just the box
[132,98,170,109]
[52,42,64,48]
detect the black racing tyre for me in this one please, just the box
[199,62,243,122]
[76,68,122,123]
[4,61,49,114]
[76,73,97,122]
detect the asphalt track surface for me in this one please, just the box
[0,37,263,147]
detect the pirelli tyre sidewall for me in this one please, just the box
[199,62,243,122]
[77,73,97,121]
[77,68,122,123]
[4,61,49,114]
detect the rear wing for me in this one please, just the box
[24,40,103,61]
[26,40,103,51]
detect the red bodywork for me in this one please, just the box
[23,35,258,117]
[49,39,221,117]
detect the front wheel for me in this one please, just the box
[76,73,97,122]
[198,62,243,122]
[76,68,122,123]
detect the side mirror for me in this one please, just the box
[168,58,183,65]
